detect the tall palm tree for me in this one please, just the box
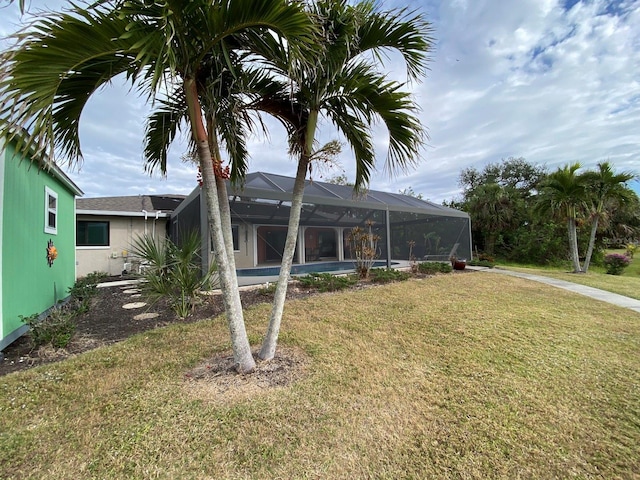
[253,0,434,361]
[535,163,588,273]
[581,162,636,272]
[0,0,314,373]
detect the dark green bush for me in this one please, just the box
[369,268,410,283]
[467,259,495,268]
[297,273,358,292]
[417,262,452,274]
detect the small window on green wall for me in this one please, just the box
[77,221,110,246]
[44,187,58,234]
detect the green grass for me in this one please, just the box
[1,274,640,479]
[501,250,640,300]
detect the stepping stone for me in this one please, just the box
[122,289,141,294]
[130,294,142,298]
[133,312,159,320]
[122,302,147,310]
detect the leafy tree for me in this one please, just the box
[0,0,314,373]
[580,162,636,272]
[253,0,434,361]
[399,186,424,199]
[455,157,546,257]
[535,163,588,273]
[459,157,546,195]
[466,183,519,255]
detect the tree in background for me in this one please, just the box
[455,157,547,258]
[580,162,636,272]
[534,164,588,273]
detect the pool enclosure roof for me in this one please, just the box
[228,172,469,218]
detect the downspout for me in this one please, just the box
[153,210,161,239]
[142,210,148,236]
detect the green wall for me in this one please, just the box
[1,142,77,349]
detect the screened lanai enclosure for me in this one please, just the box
[170,172,471,275]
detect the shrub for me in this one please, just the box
[20,308,76,349]
[257,282,277,296]
[68,271,107,313]
[347,221,380,279]
[626,244,637,259]
[468,259,495,268]
[297,273,358,292]
[603,253,631,275]
[132,232,218,319]
[369,268,410,284]
[417,262,452,274]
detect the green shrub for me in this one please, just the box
[468,259,495,268]
[297,273,358,292]
[417,262,452,274]
[68,271,107,312]
[257,282,277,296]
[20,308,76,349]
[603,253,631,275]
[132,232,218,318]
[369,268,410,283]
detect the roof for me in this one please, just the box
[77,195,185,217]
[226,172,469,218]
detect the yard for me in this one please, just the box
[1,272,639,479]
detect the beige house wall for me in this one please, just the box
[76,214,169,278]
[232,223,255,269]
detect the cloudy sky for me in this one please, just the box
[1,0,639,202]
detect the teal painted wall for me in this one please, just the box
[2,142,77,347]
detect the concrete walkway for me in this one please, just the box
[478,267,640,314]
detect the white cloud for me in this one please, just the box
[1,0,639,201]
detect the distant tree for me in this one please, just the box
[399,186,424,199]
[466,183,519,255]
[326,173,352,186]
[581,162,636,272]
[459,157,546,195]
[454,157,545,257]
[535,163,588,273]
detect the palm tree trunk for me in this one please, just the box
[259,111,318,361]
[567,217,582,273]
[582,216,599,273]
[259,157,309,360]
[207,117,239,274]
[186,80,255,373]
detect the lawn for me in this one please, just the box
[501,249,640,300]
[1,272,639,479]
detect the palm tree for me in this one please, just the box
[0,0,314,373]
[581,162,636,272]
[253,0,434,361]
[466,183,518,255]
[535,163,588,273]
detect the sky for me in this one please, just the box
[1,0,639,203]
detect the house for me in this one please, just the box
[170,172,472,274]
[0,135,83,351]
[75,195,185,277]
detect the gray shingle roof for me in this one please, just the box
[77,195,185,213]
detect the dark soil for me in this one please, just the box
[0,269,470,377]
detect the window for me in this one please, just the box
[76,221,110,246]
[232,225,240,251]
[44,187,58,234]
[210,225,240,252]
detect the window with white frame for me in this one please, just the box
[44,187,58,234]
